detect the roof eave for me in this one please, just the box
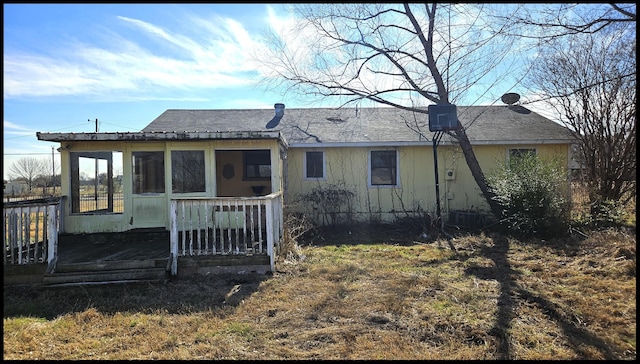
[288,139,577,148]
[36,131,284,143]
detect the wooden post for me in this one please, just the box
[265,198,274,272]
[47,204,57,265]
[170,200,178,276]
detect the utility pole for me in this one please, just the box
[51,146,55,194]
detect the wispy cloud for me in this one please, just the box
[3,120,37,137]
[3,10,272,101]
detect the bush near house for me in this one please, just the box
[487,153,571,238]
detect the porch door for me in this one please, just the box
[130,151,167,229]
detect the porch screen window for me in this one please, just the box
[370,150,398,186]
[70,151,124,214]
[305,151,324,179]
[132,151,165,194]
[244,150,271,180]
[171,150,205,193]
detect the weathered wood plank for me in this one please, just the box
[43,268,166,285]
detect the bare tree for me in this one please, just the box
[9,157,49,192]
[259,3,534,219]
[492,3,636,40]
[527,25,636,205]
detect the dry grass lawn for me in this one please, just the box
[3,223,636,360]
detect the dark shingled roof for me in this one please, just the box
[142,106,576,146]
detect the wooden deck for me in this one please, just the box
[4,193,284,286]
[56,229,171,264]
[5,228,271,287]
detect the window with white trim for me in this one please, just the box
[304,151,325,179]
[508,148,536,167]
[370,150,398,186]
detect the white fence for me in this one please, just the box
[3,197,62,268]
[169,192,283,275]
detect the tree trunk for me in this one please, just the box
[453,127,503,220]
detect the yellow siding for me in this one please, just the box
[441,144,570,214]
[56,138,569,231]
[286,143,570,225]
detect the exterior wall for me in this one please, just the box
[56,136,569,232]
[439,143,570,215]
[285,143,571,225]
[58,139,283,234]
[286,145,436,224]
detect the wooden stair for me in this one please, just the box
[43,258,169,287]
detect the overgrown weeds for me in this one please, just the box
[3,222,635,360]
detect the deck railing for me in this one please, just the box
[3,197,63,269]
[169,192,283,275]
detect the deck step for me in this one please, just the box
[43,267,167,286]
[42,278,167,288]
[55,259,167,273]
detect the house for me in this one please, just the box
[142,105,575,225]
[5,103,576,286]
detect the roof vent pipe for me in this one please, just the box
[274,103,285,117]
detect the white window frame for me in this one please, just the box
[303,150,326,180]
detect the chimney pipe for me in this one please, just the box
[274,103,285,117]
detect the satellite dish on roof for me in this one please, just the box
[501,92,520,105]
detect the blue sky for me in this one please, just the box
[4,4,330,180]
[3,3,563,181]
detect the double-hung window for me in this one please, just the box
[304,151,325,180]
[370,150,398,187]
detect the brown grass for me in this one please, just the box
[3,223,636,360]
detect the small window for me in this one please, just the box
[509,148,536,167]
[370,150,398,186]
[304,151,325,179]
[133,151,165,194]
[244,150,271,180]
[172,150,205,193]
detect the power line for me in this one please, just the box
[4,153,60,156]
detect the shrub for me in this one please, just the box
[295,183,356,225]
[279,212,314,264]
[574,198,632,229]
[487,153,570,238]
